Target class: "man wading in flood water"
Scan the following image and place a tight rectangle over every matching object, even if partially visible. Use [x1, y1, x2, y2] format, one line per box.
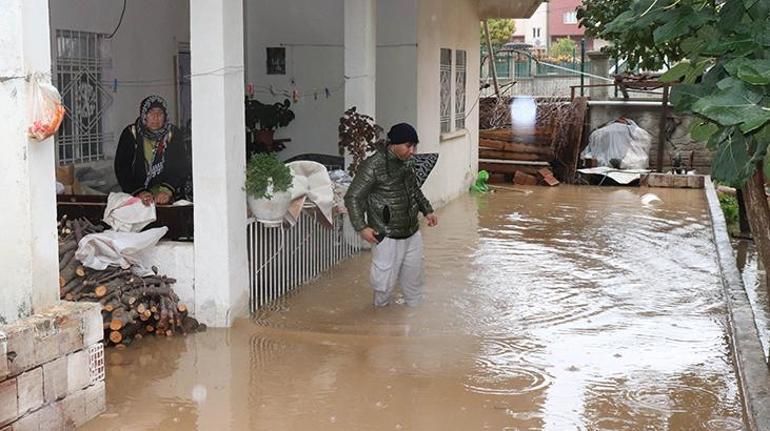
[344, 123, 439, 308]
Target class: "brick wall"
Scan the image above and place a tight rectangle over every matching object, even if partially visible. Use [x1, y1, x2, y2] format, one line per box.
[0, 302, 105, 430]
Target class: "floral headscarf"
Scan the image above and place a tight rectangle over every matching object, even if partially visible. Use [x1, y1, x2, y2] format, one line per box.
[135, 95, 170, 141]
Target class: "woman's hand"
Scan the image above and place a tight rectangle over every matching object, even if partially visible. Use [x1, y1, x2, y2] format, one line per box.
[154, 190, 172, 205]
[137, 191, 154, 206]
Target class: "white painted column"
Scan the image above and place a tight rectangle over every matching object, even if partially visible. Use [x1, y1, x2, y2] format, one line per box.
[344, 0, 377, 117]
[190, 0, 248, 327]
[0, 0, 59, 325]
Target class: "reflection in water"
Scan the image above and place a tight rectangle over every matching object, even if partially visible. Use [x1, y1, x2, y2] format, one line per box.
[735, 239, 769, 362]
[82, 186, 746, 430]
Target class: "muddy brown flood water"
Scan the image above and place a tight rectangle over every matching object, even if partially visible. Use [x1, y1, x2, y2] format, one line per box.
[82, 186, 747, 430]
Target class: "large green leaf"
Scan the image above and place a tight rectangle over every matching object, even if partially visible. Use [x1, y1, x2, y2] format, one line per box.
[711, 132, 756, 187]
[690, 121, 719, 142]
[684, 60, 710, 84]
[748, 0, 770, 20]
[719, 0, 747, 31]
[725, 58, 770, 85]
[692, 81, 770, 128]
[660, 62, 691, 83]
[670, 84, 707, 112]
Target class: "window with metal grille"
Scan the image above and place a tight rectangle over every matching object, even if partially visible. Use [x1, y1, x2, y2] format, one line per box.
[55, 30, 113, 164]
[440, 48, 452, 133]
[455, 50, 467, 130]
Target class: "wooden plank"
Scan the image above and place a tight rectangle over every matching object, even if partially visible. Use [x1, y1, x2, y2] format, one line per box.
[480, 128, 553, 142]
[513, 171, 538, 185]
[479, 139, 554, 155]
[479, 161, 546, 176]
[478, 149, 549, 162]
[478, 159, 550, 166]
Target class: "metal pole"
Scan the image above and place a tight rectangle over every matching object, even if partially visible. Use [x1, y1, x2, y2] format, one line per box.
[656, 85, 670, 172]
[483, 20, 501, 99]
[580, 38, 586, 97]
[614, 58, 619, 98]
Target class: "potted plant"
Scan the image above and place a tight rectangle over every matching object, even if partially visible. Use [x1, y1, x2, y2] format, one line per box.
[245, 153, 294, 226]
[338, 106, 383, 176]
[245, 97, 296, 154]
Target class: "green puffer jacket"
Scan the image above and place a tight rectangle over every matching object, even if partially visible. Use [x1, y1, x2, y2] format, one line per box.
[344, 148, 434, 239]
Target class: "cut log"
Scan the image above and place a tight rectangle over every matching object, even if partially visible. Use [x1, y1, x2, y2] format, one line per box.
[109, 331, 123, 344]
[94, 285, 108, 298]
[75, 266, 87, 278]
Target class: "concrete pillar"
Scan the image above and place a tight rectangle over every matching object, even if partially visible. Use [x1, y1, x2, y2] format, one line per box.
[344, 0, 376, 117]
[587, 50, 610, 101]
[190, 0, 248, 327]
[0, 0, 59, 325]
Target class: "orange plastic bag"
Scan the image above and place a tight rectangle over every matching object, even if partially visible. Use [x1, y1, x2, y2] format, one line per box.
[28, 76, 65, 141]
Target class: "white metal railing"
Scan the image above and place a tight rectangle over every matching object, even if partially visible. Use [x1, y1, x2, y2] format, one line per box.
[247, 206, 364, 313]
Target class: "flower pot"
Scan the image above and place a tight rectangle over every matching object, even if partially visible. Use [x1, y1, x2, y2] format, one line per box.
[248, 190, 292, 227]
[255, 129, 275, 151]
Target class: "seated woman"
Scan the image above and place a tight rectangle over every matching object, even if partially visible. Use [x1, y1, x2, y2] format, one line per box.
[115, 95, 191, 205]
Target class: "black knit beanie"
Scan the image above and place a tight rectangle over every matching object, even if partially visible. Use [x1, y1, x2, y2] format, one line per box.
[387, 123, 419, 145]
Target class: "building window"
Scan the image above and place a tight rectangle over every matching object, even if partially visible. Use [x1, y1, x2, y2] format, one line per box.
[440, 48, 452, 133]
[55, 29, 112, 164]
[455, 50, 467, 130]
[266, 47, 286, 75]
[563, 11, 578, 24]
[532, 28, 541, 38]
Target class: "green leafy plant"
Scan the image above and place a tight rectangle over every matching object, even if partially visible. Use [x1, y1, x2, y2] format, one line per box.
[245, 153, 293, 199]
[719, 193, 739, 234]
[549, 38, 578, 61]
[338, 107, 383, 176]
[480, 19, 516, 51]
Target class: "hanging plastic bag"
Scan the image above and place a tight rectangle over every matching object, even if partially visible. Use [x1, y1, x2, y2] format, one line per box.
[27, 74, 65, 141]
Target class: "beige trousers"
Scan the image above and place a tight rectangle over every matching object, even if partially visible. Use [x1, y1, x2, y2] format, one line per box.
[369, 232, 424, 307]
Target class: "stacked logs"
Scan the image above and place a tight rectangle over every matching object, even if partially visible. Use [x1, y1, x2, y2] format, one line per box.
[58, 216, 202, 347]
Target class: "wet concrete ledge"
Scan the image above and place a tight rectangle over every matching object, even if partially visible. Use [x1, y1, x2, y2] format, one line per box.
[704, 177, 770, 431]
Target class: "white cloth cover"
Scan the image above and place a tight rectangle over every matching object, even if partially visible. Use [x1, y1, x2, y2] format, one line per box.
[75, 227, 168, 274]
[103, 192, 157, 232]
[284, 161, 335, 226]
[581, 119, 653, 169]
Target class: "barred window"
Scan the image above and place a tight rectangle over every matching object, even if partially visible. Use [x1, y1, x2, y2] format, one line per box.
[455, 50, 467, 130]
[55, 29, 113, 164]
[440, 48, 452, 133]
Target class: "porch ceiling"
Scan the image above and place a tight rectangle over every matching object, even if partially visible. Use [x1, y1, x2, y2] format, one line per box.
[479, 0, 543, 19]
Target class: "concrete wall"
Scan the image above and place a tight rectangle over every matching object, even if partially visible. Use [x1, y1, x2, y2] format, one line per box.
[588, 103, 714, 173]
[244, 0, 346, 161]
[1, 0, 60, 324]
[376, 0, 419, 129]
[48, 0, 190, 170]
[416, 0, 481, 207]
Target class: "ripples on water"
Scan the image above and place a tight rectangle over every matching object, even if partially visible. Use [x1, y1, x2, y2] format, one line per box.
[83, 186, 746, 431]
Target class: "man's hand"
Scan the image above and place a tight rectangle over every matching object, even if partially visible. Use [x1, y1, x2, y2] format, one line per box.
[154, 191, 172, 205]
[359, 227, 380, 244]
[425, 213, 438, 227]
[137, 191, 154, 206]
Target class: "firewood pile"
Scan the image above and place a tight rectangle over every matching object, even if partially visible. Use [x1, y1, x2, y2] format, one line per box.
[58, 216, 202, 348]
